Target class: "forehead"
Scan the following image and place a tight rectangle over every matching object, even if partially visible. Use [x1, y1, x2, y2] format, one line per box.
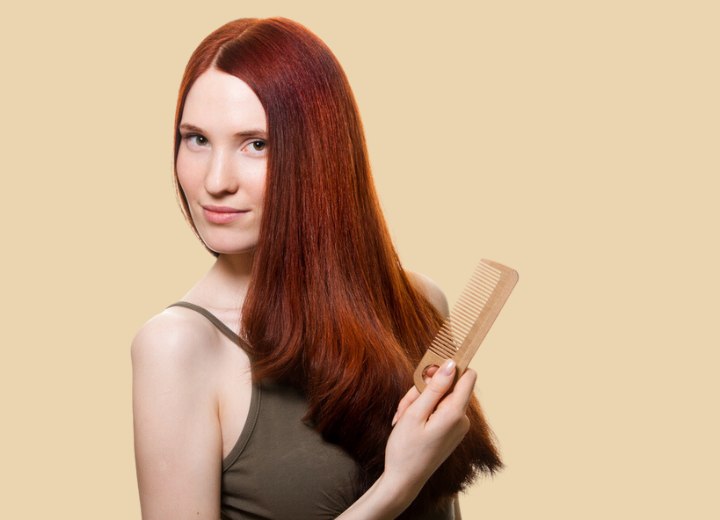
[181, 68, 266, 132]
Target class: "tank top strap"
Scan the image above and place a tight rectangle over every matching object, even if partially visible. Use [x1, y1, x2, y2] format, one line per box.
[166, 301, 248, 348]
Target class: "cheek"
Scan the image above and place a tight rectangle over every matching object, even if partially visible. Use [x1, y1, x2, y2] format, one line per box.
[247, 162, 268, 205]
[255, 176, 267, 205]
[176, 150, 203, 198]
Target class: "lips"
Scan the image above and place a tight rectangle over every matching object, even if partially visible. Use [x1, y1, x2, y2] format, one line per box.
[201, 205, 249, 224]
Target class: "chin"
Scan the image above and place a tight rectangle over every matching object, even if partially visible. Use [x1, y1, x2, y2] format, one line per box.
[195, 227, 258, 254]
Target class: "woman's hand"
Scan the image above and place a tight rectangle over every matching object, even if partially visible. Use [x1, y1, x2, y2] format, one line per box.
[338, 359, 474, 519]
[384, 359, 474, 498]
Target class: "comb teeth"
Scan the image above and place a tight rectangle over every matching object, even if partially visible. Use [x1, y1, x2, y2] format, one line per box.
[427, 262, 502, 358]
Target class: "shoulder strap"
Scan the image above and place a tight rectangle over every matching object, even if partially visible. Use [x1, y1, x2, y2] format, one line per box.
[166, 301, 247, 347]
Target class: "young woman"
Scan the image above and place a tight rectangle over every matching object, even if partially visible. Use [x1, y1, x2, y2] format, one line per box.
[132, 17, 501, 519]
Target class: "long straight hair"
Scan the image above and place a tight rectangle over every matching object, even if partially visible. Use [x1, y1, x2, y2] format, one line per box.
[173, 17, 501, 514]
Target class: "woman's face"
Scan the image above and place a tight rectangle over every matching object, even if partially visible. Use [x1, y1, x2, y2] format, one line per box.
[176, 68, 267, 255]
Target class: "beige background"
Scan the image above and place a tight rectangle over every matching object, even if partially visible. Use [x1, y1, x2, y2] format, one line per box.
[2, 0, 718, 518]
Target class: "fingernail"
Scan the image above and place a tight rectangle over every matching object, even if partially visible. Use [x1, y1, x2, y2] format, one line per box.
[442, 359, 456, 375]
[391, 411, 399, 427]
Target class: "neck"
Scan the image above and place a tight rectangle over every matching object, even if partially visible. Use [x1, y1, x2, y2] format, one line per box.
[216, 250, 254, 278]
[201, 250, 255, 310]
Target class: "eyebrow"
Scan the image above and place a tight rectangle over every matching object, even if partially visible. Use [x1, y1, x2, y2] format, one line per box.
[179, 123, 267, 139]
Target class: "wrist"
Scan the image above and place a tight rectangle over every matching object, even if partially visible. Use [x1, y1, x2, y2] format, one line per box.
[374, 471, 422, 517]
[337, 471, 421, 520]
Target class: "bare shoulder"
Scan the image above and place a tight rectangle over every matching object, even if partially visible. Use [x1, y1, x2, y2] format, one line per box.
[130, 306, 222, 373]
[132, 307, 225, 518]
[406, 270, 450, 318]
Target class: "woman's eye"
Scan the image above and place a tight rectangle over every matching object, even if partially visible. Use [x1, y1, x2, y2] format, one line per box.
[247, 140, 267, 153]
[183, 134, 208, 147]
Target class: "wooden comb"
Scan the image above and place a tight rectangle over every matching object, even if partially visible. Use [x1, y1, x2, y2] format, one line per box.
[413, 259, 518, 391]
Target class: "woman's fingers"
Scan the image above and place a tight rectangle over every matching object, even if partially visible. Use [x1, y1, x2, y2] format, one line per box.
[422, 364, 439, 383]
[383, 361, 476, 491]
[405, 359, 457, 420]
[391, 361, 477, 427]
[391, 386, 420, 426]
[421, 367, 475, 438]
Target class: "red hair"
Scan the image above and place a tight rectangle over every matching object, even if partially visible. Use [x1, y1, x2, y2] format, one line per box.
[173, 17, 501, 514]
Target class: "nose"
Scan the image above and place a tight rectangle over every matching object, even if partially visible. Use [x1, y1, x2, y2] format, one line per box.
[204, 148, 239, 196]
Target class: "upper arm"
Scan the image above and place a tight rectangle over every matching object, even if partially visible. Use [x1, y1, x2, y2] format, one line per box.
[453, 494, 462, 519]
[407, 271, 450, 318]
[131, 313, 222, 519]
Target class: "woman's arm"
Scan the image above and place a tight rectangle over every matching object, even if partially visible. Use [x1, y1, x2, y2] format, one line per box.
[339, 359, 474, 519]
[131, 314, 223, 520]
[454, 495, 463, 519]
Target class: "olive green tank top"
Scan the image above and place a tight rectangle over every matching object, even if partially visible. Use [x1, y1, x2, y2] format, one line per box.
[167, 301, 455, 519]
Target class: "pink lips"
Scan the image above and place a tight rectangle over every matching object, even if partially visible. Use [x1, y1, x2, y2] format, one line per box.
[202, 205, 249, 224]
